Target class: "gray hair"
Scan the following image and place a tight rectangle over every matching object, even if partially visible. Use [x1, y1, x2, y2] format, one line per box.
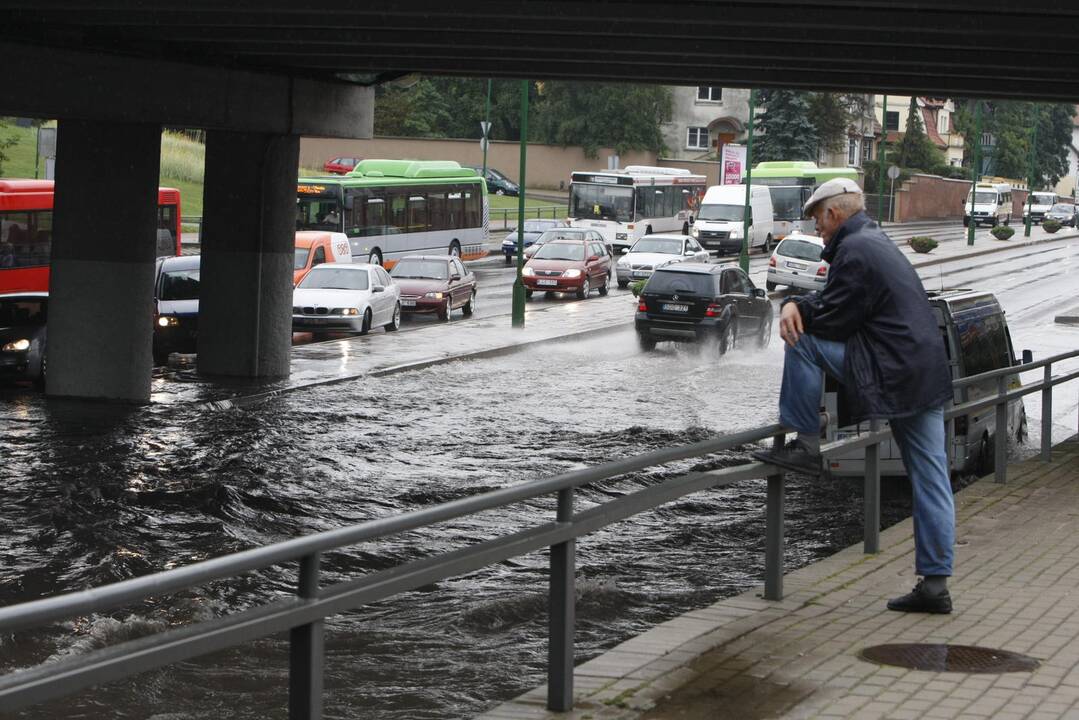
[819, 191, 865, 219]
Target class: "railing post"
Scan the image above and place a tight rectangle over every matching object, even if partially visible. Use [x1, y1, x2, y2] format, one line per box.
[864, 419, 881, 554]
[548, 488, 575, 712]
[764, 432, 786, 601]
[995, 375, 1008, 484]
[1042, 364, 1053, 462]
[289, 553, 323, 720]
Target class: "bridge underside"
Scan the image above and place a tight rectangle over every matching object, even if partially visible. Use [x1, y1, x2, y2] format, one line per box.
[1, 1, 1076, 401]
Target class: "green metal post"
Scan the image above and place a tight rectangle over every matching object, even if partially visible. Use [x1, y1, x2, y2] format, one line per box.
[482, 79, 492, 181]
[968, 100, 983, 246]
[739, 88, 756, 273]
[512, 80, 529, 328]
[877, 95, 888, 222]
[1025, 104, 1038, 238]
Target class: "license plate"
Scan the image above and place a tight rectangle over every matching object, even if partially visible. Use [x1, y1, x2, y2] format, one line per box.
[401, 299, 416, 307]
[662, 303, 689, 313]
[786, 261, 807, 270]
[632, 271, 649, 278]
[537, 279, 558, 286]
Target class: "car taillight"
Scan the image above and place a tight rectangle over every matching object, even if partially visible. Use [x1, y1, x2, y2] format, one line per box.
[816, 265, 827, 276]
[637, 300, 648, 312]
[769, 256, 776, 267]
[705, 303, 722, 317]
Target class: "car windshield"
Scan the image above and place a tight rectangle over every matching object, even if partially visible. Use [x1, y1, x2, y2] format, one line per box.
[1050, 204, 1072, 212]
[645, 271, 712, 295]
[697, 203, 745, 222]
[533, 243, 585, 261]
[776, 239, 823, 262]
[294, 248, 310, 270]
[159, 269, 201, 301]
[570, 183, 634, 223]
[0, 298, 46, 326]
[972, 192, 996, 204]
[535, 230, 587, 246]
[299, 267, 369, 290]
[631, 238, 682, 255]
[1033, 195, 1055, 204]
[522, 220, 557, 233]
[390, 259, 448, 280]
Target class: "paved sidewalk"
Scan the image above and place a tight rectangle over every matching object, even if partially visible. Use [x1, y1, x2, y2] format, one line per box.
[478, 439, 1079, 720]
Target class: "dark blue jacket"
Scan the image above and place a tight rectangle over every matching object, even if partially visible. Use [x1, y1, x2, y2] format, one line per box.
[787, 211, 952, 421]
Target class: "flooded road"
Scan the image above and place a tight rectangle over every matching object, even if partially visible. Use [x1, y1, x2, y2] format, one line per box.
[1, 239, 1077, 719]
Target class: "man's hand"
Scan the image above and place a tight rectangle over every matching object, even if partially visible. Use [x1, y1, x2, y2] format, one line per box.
[779, 302, 804, 348]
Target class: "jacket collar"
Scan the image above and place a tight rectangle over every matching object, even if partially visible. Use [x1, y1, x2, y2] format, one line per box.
[822, 211, 873, 263]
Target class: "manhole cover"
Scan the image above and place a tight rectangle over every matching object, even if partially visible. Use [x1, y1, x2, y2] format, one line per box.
[861, 644, 1039, 673]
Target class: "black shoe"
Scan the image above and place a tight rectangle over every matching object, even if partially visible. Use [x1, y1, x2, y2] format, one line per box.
[887, 580, 953, 614]
[752, 438, 822, 475]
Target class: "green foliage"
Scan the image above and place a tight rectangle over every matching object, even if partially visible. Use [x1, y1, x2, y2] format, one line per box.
[0, 118, 21, 177]
[532, 83, 672, 157]
[862, 157, 911, 193]
[1042, 219, 1062, 233]
[991, 225, 1015, 240]
[374, 78, 455, 137]
[806, 92, 851, 156]
[630, 279, 647, 297]
[897, 97, 944, 171]
[908, 236, 938, 253]
[159, 131, 204, 184]
[755, 90, 818, 162]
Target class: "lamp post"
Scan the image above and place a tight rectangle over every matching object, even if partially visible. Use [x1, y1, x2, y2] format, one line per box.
[1024, 104, 1039, 238]
[967, 100, 983, 246]
[481, 79, 492, 181]
[511, 80, 529, 328]
[739, 88, 757, 274]
[877, 95, 888, 222]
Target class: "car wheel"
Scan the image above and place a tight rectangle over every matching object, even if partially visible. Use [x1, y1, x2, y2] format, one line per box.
[646, 225, 653, 235]
[766, 280, 777, 292]
[638, 333, 656, 352]
[437, 301, 450, 321]
[368, 249, 383, 266]
[598, 272, 609, 296]
[617, 279, 629, 289]
[719, 320, 736, 356]
[976, 433, 994, 476]
[525, 289, 533, 299]
[757, 314, 773, 348]
[1017, 409, 1028, 444]
[576, 279, 589, 300]
[358, 308, 372, 336]
[991, 217, 998, 228]
[763, 234, 773, 253]
[449, 240, 461, 258]
[504, 255, 512, 265]
[463, 289, 476, 316]
[385, 302, 401, 331]
[682, 222, 689, 235]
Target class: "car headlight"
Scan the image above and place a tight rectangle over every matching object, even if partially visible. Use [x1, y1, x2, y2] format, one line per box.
[342, 308, 360, 316]
[157, 316, 179, 327]
[424, 292, 444, 299]
[2, 338, 30, 352]
[617, 261, 629, 269]
[563, 269, 582, 278]
[615, 233, 628, 240]
[690, 226, 699, 237]
[522, 266, 535, 276]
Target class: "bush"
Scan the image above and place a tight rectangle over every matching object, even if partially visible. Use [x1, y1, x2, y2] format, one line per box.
[1042, 219, 1062, 234]
[630, 279, 647, 297]
[991, 225, 1015, 240]
[908, 236, 938, 253]
[159, 131, 205, 184]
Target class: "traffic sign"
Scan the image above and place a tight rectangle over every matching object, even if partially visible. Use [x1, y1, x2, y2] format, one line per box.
[479, 137, 489, 152]
[887, 165, 901, 180]
[480, 121, 491, 137]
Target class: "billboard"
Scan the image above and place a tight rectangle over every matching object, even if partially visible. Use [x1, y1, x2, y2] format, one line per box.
[721, 144, 747, 185]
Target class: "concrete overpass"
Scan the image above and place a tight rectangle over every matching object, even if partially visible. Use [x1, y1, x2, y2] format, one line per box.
[1, 1, 1075, 401]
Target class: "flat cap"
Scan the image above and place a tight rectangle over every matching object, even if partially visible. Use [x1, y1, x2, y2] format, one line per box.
[803, 178, 863, 217]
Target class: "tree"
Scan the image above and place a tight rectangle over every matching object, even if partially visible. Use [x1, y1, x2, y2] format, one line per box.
[531, 82, 671, 157]
[755, 90, 817, 162]
[807, 92, 854, 157]
[896, 97, 943, 171]
[373, 78, 454, 138]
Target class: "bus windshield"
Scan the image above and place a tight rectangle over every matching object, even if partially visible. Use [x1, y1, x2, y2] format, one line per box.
[297, 198, 344, 232]
[697, 204, 745, 222]
[570, 184, 634, 223]
[971, 192, 997, 204]
[766, 187, 806, 220]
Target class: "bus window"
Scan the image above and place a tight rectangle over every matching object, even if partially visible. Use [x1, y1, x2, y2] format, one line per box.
[1, 211, 51, 269]
[389, 191, 407, 233]
[463, 190, 480, 229]
[427, 191, 448, 231]
[363, 197, 386, 236]
[156, 204, 177, 257]
[572, 184, 634, 223]
[408, 195, 427, 232]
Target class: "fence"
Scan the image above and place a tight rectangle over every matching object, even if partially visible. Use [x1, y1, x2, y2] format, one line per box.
[864, 193, 895, 224]
[488, 204, 567, 231]
[1, 350, 1077, 717]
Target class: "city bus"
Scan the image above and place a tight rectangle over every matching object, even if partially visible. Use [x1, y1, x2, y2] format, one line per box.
[567, 166, 707, 253]
[750, 162, 860, 239]
[0, 179, 182, 293]
[295, 159, 489, 267]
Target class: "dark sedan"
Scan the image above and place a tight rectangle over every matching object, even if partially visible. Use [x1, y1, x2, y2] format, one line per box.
[0, 292, 47, 387]
[501, 219, 568, 263]
[1044, 203, 1077, 227]
[389, 255, 477, 321]
[635, 264, 772, 355]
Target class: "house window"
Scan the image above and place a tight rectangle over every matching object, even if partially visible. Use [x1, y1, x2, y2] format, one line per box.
[938, 111, 950, 134]
[696, 86, 723, 103]
[862, 139, 873, 162]
[686, 127, 709, 150]
[885, 111, 899, 132]
[848, 138, 859, 166]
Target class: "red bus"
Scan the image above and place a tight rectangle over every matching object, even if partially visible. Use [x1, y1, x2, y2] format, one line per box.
[0, 179, 182, 293]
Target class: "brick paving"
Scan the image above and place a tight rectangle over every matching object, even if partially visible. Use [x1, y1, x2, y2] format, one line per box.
[477, 438, 1079, 720]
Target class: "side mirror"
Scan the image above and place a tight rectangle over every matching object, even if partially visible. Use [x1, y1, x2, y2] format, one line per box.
[343, 196, 354, 210]
[754, 288, 767, 298]
[372, 286, 385, 293]
[620, 247, 629, 254]
[1022, 349, 1034, 364]
[451, 274, 461, 282]
[587, 255, 599, 263]
[684, 250, 695, 256]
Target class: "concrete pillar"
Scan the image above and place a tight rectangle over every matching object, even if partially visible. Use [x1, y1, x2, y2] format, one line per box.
[198, 131, 298, 378]
[47, 120, 160, 402]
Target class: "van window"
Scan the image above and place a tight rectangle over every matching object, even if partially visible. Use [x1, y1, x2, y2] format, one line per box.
[312, 246, 326, 267]
[697, 204, 744, 222]
[956, 311, 1011, 377]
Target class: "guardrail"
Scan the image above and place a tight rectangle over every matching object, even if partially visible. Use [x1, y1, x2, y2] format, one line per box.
[489, 204, 567, 231]
[1, 349, 1077, 718]
[181, 216, 202, 244]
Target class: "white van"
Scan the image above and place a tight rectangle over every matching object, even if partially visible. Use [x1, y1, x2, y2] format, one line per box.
[1024, 192, 1057, 224]
[690, 184, 775, 256]
[964, 183, 1012, 227]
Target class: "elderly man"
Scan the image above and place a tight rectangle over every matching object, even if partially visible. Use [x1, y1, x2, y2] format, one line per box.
[754, 178, 956, 614]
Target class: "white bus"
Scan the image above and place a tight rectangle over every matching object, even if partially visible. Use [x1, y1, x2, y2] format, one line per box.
[568, 166, 707, 253]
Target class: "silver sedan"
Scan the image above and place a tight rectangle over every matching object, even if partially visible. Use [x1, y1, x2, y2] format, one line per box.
[615, 234, 710, 288]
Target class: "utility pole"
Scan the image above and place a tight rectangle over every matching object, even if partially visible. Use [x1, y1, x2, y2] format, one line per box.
[967, 100, 983, 246]
[740, 88, 757, 274]
[1024, 104, 1039, 238]
[481, 79, 492, 181]
[877, 95, 888, 222]
[512, 80, 529, 328]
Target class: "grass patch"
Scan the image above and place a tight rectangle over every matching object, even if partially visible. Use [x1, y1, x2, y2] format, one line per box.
[0, 122, 45, 178]
[159, 131, 204, 184]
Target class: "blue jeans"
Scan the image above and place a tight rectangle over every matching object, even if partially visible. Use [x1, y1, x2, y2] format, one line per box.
[779, 334, 954, 577]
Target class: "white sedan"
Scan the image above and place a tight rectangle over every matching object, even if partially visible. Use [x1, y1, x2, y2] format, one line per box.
[292, 263, 401, 335]
[766, 232, 828, 291]
[615, 234, 710, 288]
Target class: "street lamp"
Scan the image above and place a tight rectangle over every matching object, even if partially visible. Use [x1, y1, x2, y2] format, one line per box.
[511, 80, 529, 328]
[739, 88, 757, 274]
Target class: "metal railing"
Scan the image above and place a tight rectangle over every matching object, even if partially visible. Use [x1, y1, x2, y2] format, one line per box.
[489, 204, 567, 231]
[1, 350, 1077, 717]
[181, 216, 203, 244]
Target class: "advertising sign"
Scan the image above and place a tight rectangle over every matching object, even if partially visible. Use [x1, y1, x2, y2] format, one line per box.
[721, 144, 747, 185]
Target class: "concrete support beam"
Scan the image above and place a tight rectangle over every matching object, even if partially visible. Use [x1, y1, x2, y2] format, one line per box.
[47, 120, 160, 403]
[197, 131, 298, 379]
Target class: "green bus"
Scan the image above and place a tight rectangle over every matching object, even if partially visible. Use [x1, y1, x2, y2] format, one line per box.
[296, 159, 489, 267]
[751, 161, 860, 238]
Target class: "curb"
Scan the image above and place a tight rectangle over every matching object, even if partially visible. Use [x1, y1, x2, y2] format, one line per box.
[904, 230, 1078, 270]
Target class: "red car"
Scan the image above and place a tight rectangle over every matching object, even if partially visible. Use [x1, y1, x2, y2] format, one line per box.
[388, 255, 477, 321]
[521, 238, 613, 299]
[323, 156, 361, 175]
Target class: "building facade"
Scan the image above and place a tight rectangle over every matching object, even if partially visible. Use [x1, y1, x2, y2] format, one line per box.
[1053, 107, 1079, 200]
[873, 95, 965, 166]
[660, 86, 751, 161]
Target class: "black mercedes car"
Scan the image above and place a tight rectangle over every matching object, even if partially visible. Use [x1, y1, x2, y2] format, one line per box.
[0, 292, 48, 387]
[635, 264, 772, 355]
